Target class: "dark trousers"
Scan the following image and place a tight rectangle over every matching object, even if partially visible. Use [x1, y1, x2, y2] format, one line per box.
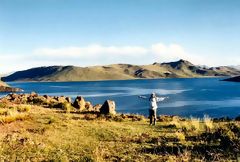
[149, 109, 157, 125]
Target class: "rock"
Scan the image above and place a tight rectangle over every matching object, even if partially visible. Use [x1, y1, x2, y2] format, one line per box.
[8, 93, 21, 103]
[100, 100, 116, 115]
[85, 101, 93, 111]
[0, 93, 118, 115]
[43, 95, 53, 102]
[93, 104, 102, 112]
[73, 96, 85, 111]
[30, 92, 38, 97]
[31, 96, 47, 105]
[65, 97, 72, 103]
[55, 96, 67, 103]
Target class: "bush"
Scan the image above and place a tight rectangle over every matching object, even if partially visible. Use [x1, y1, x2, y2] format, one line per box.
[203, 115, 214, 131]
[189, 117, 201, 132]
[61, 103, 74, 113]
[80, 155, 94, 162]
[32, 97, 45, 105]
[16, 105, 31, 112]
[51, 102, 74, 113]
[47, 116, 56, 124]
[0, 102, 7, 108]
[0, 109, 8, 116]
[0, 113, 28, 124]
[112, 115, 124, 122]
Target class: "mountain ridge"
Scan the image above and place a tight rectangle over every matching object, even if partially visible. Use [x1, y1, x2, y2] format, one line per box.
[3, 60, 240, 82]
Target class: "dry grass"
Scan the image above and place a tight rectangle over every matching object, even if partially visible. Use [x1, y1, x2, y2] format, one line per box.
[0, 104, 239, 161]
[203, 115, 214, 131]
[0, 104, 31, 124]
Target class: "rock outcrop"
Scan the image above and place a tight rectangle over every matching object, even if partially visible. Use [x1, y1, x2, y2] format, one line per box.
[0, 93, 116, 114]
[100, 100, 116, 115]
[0, 92, 72, 107]
[73, 96, 86, 111]
[93, 104, 102, 112]
[85, 101, 94, 111]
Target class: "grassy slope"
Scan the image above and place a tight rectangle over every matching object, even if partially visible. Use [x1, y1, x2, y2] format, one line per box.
[0, 104, 239, 161]
[3, 60, 240, 82]
[43, 65, 136, 81]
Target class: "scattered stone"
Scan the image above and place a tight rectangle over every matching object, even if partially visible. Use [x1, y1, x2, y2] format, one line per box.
[65, 97, 72, 103]
[55, 96, 67, 103]
[43, 95, 53, 103]
[73, 96, 86, 111]
[30, 92, 38, 97]
[93, 104, 102, 112]
[0, 93, 117, 114]
[100, 100, 116, 115]
[85, 101, 93, 111]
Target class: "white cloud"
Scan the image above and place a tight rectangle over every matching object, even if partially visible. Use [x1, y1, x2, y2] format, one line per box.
[0, 42, 210, 73]
[151, 43, 189, 61]
[34, 44, 148, 59]
[33, 43, 196, 63]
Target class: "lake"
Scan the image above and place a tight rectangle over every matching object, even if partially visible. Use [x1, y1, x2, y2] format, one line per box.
[2, 78, 240, 118]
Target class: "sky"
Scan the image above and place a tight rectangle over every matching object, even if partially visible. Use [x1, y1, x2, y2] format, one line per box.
[1, 0, 240, 73]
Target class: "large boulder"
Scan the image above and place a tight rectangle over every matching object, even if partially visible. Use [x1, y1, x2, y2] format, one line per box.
[100, 100, 116, 115]
[65, 97, 72, 103]
[85, 101, 94, 111]
[93, 104, 102, 112]
[43, 95, 53, 102]
[73, 96, 85, 111]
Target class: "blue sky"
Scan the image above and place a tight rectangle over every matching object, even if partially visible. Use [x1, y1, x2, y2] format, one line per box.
[1, 0, 240, 73]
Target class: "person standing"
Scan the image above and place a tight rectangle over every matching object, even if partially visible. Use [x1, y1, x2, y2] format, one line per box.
[139, 93, 168, 125]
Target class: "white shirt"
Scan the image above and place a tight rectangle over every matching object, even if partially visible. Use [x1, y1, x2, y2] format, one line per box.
[150, 97, 166, 110]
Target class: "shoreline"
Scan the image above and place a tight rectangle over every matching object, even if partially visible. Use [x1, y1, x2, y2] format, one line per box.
[0, 92, 239, 121]
[5, 75, 228, 84]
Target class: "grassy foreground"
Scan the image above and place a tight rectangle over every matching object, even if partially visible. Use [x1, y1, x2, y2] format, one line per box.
[0, 103, 239, 161]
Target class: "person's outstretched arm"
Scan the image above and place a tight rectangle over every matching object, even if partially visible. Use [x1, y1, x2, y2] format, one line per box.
[156, 96, 169, 102]
[138, 95, 148, 100]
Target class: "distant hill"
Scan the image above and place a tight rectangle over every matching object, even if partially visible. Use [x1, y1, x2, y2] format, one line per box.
[223, 76, 240, 82]
[231, 65, 240, 70]
[2, 59, 240, 82]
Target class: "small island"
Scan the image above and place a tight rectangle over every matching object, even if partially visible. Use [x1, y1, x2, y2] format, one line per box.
[0, 81, 22, 92]
[223, 76, 240, 82]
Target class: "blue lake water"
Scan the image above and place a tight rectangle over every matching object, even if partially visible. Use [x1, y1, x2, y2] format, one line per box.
[2, 78, 240, 118]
